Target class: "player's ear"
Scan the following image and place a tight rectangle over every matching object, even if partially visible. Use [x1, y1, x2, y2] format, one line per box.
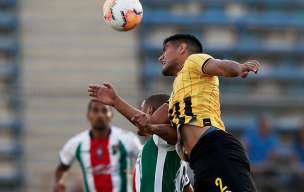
[106, 106, 114, 121]
[147, 106, 154, 116]
[108, 110, 114, 121]
[179, 43, 187, 54]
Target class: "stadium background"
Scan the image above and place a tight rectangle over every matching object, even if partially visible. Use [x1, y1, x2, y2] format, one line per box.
[1, 0, 304, 191]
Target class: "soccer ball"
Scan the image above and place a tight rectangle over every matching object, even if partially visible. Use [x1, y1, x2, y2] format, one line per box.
[103, 0, 143, 31]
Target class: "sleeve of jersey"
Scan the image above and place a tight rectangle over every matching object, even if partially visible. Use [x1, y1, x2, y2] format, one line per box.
[186, 54, 214, 75]
[59, 137, 78, 166]
[183, 173, 191, 188]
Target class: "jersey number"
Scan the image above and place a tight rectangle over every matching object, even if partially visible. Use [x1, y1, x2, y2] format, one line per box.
[215, 178, 227, 192]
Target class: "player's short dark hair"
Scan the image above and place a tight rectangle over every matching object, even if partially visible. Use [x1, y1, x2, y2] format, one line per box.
[144, 94, 170, 111]
[163, 34, 203, 54]
[87, 101, 112, 112]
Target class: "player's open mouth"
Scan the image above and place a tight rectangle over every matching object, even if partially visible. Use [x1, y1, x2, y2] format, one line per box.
[162, 61, 166, 65]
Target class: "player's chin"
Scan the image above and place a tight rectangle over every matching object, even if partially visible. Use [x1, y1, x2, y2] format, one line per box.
[162, 69, 173, 76]
[162, 70, 168, 76]
[94, 124, 106, 130]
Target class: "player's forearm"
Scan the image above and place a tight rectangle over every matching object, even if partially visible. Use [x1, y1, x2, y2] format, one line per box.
[150, 124, 177, 144]
[54, 170, 66, 185]
[112, 96, 145, 125]
[54, 163, 69, 184]
[54, 170, 66, 184]
[205, 59, 258, 78]
[218, 60, 242, 77]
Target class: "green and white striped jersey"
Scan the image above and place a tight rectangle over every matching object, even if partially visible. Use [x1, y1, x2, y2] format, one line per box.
[59, 127, 142, 192]
[133, 135, 190, 192]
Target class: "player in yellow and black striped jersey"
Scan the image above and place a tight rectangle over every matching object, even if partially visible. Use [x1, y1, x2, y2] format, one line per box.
[157, 34, 258, 192]
[87, 34, 260, 192]
[165, 53, 225, 130]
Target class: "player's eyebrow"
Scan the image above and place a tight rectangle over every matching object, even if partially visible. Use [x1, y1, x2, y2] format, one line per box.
[163, 45, 168, 52]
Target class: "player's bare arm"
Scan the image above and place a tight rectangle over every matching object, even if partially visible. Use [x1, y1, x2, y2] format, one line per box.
[53, 163, 70, 192]
[205, 59, 260, 78]
[132, 113, 177, 144]
[88, 83, 171, 125]
[88, 83, 176, 142]
[149, 103, 171, 124]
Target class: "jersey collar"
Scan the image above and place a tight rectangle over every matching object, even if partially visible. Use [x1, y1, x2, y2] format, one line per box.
[89, 128, 112, 139]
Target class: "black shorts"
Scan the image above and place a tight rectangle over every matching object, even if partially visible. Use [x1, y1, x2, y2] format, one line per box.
[189, 129, 257, 192]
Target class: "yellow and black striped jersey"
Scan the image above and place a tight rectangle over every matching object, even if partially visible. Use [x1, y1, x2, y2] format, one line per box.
[166, 53, 225, 130]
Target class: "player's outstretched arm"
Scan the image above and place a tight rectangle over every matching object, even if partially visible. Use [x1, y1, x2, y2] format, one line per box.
[88, 83, 171, 125]
[132, 113, 177, 144]
[204, 59, 259, 78]
[53, 163, 70, 192]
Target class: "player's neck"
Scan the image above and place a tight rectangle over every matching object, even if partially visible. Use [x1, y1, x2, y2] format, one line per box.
[91, 127, 111, 139]
[175, 55, 189, 75]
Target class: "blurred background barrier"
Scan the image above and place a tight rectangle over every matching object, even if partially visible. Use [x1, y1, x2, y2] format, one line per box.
[0, 0, 304, 191]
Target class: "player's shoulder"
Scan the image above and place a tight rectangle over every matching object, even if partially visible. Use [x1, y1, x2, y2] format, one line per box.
[67, 130, 90, 143]
[184, 54, 214, 74]
[189, 53, 214, 58]
[186, 53, 214, 63]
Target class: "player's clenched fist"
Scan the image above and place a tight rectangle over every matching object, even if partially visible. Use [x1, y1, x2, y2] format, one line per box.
[131, 113, 154, 135]
[238, 60, 260, 78]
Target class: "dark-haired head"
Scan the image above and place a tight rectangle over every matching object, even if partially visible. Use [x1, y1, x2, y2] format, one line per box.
[159, 34, 203, 76]
[87, 101, 113, 131]
[140, 94, 170, 116]
[138, 94, 170, 137]
[163, 34, 203, 54]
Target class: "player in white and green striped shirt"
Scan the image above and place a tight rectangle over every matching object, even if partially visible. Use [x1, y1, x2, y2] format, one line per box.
[53, 102, 141, 192]
[133, 94, 193, 192]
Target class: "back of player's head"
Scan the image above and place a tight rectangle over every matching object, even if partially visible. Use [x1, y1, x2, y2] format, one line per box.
[144, 94, 170, 111]
[163, 34, 203, 54]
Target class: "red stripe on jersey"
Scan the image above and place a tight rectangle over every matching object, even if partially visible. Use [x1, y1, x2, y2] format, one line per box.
[133, 168, 136, 192]
[90, 138, 113, 192]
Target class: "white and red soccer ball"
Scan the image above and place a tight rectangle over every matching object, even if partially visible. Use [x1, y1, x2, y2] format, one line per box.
[103, 0, 143, 31]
